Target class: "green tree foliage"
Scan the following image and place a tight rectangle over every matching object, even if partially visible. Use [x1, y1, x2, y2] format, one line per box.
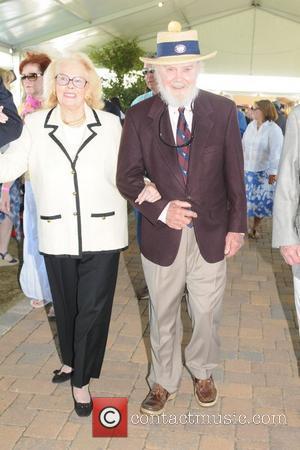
[89, 38, 147, 110]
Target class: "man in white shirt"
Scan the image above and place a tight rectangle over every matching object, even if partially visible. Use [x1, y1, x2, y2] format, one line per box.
[117, 21, 246, 415]
[273, 105, 300, 333]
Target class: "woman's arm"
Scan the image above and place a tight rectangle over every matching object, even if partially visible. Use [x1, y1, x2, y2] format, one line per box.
[268, 123, 284, 176]
[135, 180, 162, 205]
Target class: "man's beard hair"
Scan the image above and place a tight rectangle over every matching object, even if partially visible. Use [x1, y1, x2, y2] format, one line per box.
[156, 74, 199, 108]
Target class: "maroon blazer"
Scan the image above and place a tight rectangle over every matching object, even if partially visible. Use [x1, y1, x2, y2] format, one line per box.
[117, 90, 247, 266]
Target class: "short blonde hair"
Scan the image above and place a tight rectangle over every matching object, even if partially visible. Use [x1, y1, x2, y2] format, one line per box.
[0, 68, 15, 89]
[44, 53, 104, 109]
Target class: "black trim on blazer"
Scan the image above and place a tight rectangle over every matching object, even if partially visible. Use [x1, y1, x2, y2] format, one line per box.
[73, 109, 101, 166]
[91, 212, 115, 218]
[43, 107, 102, 256]
[40, 214, 62, 220]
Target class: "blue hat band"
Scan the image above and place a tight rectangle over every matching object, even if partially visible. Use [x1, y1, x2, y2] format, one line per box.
[157, 40, 200, 57]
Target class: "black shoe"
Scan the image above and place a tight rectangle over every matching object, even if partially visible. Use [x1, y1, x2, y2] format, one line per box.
[74, 398, 93, 417]
[52, 369, 73, 383]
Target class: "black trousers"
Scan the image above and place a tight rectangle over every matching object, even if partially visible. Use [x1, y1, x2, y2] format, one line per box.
[44, 252, 120, 388]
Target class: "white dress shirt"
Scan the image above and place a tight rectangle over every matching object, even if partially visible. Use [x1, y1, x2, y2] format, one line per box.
[168, 104, 193, 142]
[158, 104, 193, 223]
[242, 120, 283, 175]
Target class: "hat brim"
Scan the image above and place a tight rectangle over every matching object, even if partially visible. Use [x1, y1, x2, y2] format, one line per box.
[140, 51, 217, 65]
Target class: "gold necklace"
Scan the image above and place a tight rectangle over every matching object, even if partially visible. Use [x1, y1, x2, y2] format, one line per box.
[62, 114, 86, 127]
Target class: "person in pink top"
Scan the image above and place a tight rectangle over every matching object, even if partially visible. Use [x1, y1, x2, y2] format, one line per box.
[18, 52, 54, 317]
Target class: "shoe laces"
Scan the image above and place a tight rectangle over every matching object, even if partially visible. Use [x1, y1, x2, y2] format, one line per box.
[151, 384, 166, 398]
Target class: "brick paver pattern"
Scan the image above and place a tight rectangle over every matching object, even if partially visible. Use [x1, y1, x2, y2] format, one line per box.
[0, 216, 299, 449]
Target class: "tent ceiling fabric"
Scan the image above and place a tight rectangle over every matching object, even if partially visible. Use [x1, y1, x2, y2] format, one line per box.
[1, 0, 300, 76]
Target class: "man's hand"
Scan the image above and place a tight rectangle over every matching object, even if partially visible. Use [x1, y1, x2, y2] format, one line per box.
[280, 245, 300, 265]
[0, 190, 10, 214]
[166, 200, 197, 230]
[224, 232, 244, 258]
[135, 182, 161, 205]
[0, 106, 8, 124]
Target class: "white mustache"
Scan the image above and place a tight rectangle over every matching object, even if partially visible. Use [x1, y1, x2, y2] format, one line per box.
[170, 81, 187, 88]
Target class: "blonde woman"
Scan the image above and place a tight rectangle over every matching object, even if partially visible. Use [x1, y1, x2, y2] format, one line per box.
[0, 54, 128, 416]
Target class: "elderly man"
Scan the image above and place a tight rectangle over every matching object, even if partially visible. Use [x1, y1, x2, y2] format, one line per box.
[117, 21, 247, 415]
[272, 105, 300, 332]
[0, 77, 23, 146]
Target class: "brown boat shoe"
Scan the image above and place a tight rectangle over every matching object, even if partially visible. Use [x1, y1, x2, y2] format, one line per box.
[193, 375, 218, 407]
[140, 383, 176, 415]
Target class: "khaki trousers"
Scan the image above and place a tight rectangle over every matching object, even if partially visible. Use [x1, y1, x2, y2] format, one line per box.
[142, 226, 226, 393]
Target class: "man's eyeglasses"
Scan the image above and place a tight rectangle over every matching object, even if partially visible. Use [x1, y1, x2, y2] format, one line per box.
[20, 73, 43, 82]
[142, 68, 155, 76]
[55, 73, 87, 89]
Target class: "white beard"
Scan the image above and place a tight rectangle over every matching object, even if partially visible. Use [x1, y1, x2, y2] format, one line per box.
[156, 73, 199, 108]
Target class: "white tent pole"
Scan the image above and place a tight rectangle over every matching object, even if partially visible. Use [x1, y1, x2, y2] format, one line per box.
[260, 7, 300, 25]
[249, 6, 257, 75]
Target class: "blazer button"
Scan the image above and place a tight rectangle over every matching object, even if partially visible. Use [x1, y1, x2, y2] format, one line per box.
[187, 195, 191, 200]
[73, 212, 78, 216]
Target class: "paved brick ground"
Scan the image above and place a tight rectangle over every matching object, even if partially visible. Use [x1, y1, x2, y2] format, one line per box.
[0, 216, 299, 449]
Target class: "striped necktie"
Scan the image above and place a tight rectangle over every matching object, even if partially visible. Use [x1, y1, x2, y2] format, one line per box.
[176, 107, 191, 183]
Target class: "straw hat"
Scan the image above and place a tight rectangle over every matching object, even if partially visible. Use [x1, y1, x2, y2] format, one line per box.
[140, 21, 217, 65]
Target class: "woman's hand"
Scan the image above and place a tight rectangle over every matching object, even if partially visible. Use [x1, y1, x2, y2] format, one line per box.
[268, 174, 277, 184]
[0, 106, 9, 124]
[135, 181, 162, 205]
[0, 189, 10, 214]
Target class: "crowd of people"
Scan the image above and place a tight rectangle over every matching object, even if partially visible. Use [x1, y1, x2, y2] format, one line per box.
[0, 20, 298, 418]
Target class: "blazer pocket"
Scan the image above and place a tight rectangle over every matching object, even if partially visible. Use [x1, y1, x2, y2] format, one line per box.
[40, 214, 62, 220]
[202, 145, 220, 154]
[91, 211, 115, 219]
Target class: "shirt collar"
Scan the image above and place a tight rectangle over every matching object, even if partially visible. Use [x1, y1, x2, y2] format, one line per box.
[168, 103, 193, 114]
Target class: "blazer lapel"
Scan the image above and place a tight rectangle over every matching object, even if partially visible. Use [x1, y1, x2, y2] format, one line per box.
[148, 96, 186, 190]
[187, 91, 215, 184]
[44, 104, 102, 167]
[73, 105, 101, 165]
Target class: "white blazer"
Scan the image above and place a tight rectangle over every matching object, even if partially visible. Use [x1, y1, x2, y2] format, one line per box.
[0, 104, 128, 256]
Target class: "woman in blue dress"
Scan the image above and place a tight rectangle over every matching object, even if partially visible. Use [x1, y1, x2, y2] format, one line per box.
[243, 100, 283, 238]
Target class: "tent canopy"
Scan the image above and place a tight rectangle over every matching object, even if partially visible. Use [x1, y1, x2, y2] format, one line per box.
[0, 0, 300, 76]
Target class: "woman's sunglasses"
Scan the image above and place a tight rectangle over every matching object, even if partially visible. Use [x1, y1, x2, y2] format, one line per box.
[20, 73, 43, 82]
